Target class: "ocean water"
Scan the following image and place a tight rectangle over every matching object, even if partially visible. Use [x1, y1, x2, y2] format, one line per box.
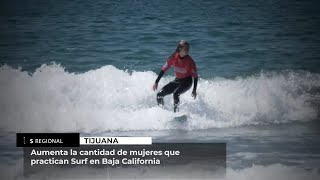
[1, 0, 320, 179]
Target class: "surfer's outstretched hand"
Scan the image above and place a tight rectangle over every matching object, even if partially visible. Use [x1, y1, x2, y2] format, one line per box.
[153, 83, 158, 91]
[191, 89, 197, 99]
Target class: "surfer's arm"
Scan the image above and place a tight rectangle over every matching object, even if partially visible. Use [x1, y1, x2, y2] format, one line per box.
[153, 57, 174, 91]
[190, 58, 198, 98]
[155, 70, 165, 84]
[190, 59, 198, 90]
[153, 70, 164, 91]
[191, 77, 198, 99]
[155, 57, 174, 83]
[193, 77, 198, 91]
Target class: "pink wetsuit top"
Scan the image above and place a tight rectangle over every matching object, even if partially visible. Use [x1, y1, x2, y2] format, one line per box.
[161, 53, 198, 79]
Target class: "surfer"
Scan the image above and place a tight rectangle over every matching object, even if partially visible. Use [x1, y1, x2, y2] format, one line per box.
[153, 40, 198, 112]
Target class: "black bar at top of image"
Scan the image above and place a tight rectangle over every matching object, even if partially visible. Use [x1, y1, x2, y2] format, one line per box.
[16, 133, 80, 147]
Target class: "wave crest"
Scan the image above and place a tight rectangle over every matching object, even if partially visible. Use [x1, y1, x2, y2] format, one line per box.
[0, 64, 319, 132]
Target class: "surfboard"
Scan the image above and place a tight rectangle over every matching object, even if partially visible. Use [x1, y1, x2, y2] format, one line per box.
[173, 114, 188, 122]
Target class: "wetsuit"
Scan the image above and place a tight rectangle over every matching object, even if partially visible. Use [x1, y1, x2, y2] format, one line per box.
[155, 53, 198, 112]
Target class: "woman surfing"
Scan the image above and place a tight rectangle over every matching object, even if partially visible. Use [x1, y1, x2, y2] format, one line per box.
[153, 40, 199, 112]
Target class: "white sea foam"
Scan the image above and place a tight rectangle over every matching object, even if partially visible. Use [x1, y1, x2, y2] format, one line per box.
[0, 64, 319, 133]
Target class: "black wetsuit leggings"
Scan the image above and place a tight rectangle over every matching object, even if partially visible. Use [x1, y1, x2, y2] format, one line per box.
[157, 76, 192, 112]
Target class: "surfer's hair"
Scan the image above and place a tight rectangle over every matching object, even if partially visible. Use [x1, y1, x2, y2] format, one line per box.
[167, 40, 190, 59]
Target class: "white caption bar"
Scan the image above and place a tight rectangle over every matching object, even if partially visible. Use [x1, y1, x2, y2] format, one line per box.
[80, 137, 152, 145]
